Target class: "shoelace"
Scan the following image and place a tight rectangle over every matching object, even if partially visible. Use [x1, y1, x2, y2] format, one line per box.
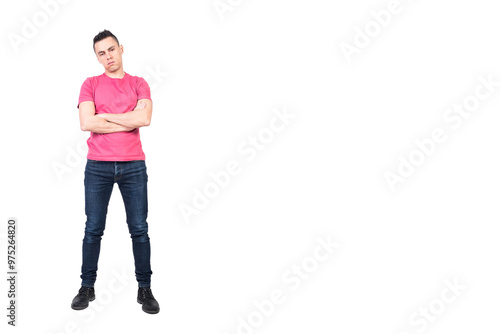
[78, 287, 92, 296]
[140, 288, 155, 300]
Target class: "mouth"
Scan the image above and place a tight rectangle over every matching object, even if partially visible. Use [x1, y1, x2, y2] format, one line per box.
[108, 61, 115, 66]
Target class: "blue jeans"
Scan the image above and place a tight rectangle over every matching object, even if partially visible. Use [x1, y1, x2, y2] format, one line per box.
[80, 159, 152, 288]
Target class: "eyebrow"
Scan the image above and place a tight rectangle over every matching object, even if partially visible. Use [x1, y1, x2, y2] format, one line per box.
[97, 45, 116, 54]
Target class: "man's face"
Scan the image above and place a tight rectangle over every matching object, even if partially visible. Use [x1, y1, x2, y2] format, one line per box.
[94, 37, 123, 72]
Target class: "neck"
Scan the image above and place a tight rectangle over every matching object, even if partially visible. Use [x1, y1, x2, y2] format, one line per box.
[105, 68, 125, 79]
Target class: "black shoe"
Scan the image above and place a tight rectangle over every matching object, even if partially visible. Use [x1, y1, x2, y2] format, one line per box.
[137, 287, 160, 314]
[71, 286, 95, 310]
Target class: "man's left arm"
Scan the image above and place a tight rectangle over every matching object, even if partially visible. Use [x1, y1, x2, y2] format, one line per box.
[96, 99, 152, 128]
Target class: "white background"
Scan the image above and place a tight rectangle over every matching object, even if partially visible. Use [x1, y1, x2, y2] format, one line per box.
[1, 0, 500, 333]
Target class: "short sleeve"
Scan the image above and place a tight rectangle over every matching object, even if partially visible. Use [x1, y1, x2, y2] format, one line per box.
[77, 77, 94, 108]
[136, 77, 151, 101]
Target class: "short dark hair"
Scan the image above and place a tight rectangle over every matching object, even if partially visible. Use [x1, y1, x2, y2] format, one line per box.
[93, 30, 119, 53]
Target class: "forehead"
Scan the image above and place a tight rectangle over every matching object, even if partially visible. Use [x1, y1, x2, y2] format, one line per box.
[95, 37, 118, 53]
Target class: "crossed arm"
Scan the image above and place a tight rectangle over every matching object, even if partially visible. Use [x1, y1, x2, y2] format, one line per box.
[79, 99, 152, 133]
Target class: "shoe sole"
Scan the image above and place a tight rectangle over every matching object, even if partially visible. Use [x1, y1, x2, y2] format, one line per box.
[137, 298, 160, 314]
[71, 295, 95, 310]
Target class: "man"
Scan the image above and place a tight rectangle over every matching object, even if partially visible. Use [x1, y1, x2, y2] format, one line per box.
[71, 29, 159, 314]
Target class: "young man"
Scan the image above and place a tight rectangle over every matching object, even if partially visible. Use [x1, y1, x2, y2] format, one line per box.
[71, 30, 159, 314]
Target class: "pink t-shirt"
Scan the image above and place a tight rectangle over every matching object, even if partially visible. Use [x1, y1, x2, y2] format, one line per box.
[77, 72, 151, 161]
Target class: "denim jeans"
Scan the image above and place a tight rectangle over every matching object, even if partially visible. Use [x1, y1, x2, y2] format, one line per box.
[80, 159, 152, 288]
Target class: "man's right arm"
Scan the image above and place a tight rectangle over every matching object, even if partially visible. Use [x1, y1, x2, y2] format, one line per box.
[79, 101, 135, 133]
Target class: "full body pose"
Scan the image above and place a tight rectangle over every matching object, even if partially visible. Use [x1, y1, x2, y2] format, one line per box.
[71, 30, 159, 314]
